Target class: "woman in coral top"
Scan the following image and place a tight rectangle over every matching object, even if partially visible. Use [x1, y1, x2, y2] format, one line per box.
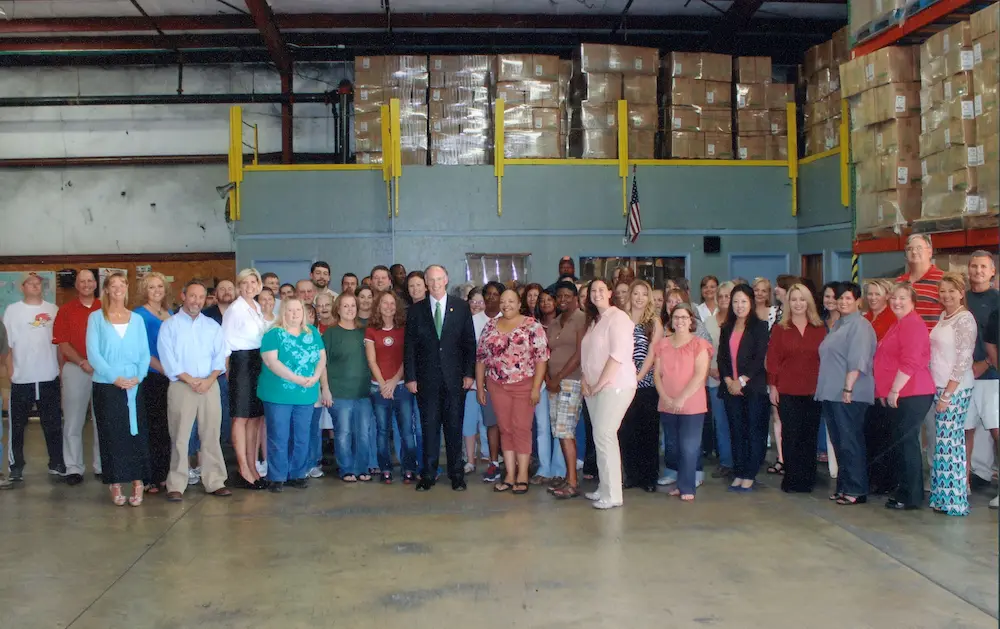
[873, 282, 935, 511]
[862, 278, 897, 495]
[765, 284, 827, 493]
[653, 304, 712, 501]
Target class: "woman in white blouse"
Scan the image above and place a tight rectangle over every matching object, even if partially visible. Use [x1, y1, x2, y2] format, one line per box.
[222, 268, 268, 490]
[928, 272, 977, 516]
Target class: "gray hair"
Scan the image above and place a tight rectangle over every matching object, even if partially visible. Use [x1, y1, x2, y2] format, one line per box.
[906, 233, 933, 250]
[970, 250, 995, 265]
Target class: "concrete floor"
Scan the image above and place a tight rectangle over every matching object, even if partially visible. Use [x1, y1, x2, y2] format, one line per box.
[1, 424, 997, 629]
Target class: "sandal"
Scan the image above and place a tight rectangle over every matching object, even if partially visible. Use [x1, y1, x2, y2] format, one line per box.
[381, 471, 393, 484]
[767, 461, 785, 475]
[493, 481, 513, 492]
[829, 492, 843, 501]
[680, 494, 695, 502]
[110, 484, 126, 507]
[402, 472, 416, 484]
[341, 474, 358, 483]
[529, 475, 549, 486]
[358, 473, 372, 482]
[836, 495, 867, 506]
[552, 484, 579, 499]
[547, 479, 568, 494]
[548, 476, 565, 488]
[512, 482, 529, 495]
[667, 488, 681, 497]
[129, 482, 144, 507]
[583, 473, 596, 481]
[144, 483, 161, 495]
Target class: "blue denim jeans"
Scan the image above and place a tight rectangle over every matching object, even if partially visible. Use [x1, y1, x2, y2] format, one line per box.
[462, 389, 489, 458]
[264, 401, 313, 482]
[189, 373, 230, 456]
[535, 385, 566, 478]
[371, 382, 418, 474]
[663, 413, 705, 480]
[660, 412, 706, 495]
[823, 400, 870, 497]
[332, 397, 374, 477]
[308, 406, 322, 469]
[708, 386, 732, 468]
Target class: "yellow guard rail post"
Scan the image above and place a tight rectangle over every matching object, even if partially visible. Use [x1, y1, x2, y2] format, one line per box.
[228, 105, 244, 220]
[786, 102, 798, 217]
[495, 97, 505, 216]
[840, 99, 850, 207]
[618, 99, 629, 217]
[381, 104, 393, 217]
[390, 97, 402, 217]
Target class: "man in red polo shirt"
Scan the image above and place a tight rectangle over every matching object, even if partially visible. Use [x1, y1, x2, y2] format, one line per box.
[52, 269, 102, 486]
[895, 233, 944, 331]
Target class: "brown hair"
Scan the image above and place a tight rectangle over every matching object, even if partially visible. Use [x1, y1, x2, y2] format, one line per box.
[776, 274, 799, 292]
[939, 272, 967, 303]
[100, 272, 129, 322]
[331, 292, 360, 327]
[666, 302, 698, 334]
[891, 281, 919, 305]
[369, 290, 406, 329]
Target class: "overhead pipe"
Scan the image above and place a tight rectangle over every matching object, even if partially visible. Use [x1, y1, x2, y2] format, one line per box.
[0, 93, 332, 107]
[0, 152, 348, 168]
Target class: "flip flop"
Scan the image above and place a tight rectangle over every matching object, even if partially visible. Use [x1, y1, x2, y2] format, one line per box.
[494, 482, 513, 492]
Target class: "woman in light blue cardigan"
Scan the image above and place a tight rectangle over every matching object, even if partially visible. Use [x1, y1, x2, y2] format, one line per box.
[86, 272, 151, 507]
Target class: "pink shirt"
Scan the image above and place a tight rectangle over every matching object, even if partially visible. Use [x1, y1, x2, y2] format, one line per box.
[729, 329, 743, 380]
[654, 336, 713, 415]
[873, 310, 935, 398]
[580, 307, 637, 390]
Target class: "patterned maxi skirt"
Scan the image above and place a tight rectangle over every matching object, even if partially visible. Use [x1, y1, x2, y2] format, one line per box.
[928, 387, 972, 516]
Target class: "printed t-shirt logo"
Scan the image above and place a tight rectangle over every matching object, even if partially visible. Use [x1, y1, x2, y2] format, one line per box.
[30, 313, 52, 328]
[382, 335, 394, 347]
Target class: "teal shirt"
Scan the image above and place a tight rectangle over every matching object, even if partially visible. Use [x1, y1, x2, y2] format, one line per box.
[257, 325, 323, 406]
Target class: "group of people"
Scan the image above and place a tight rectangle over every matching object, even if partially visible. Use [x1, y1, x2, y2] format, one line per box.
[1, 240, 996, 514]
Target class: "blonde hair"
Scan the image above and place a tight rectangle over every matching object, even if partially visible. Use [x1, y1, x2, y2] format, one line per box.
[752, 277, 772, 307]
[275, 298, 307, 333]
[863, 278, 893, 298]
[236, 268, 262, 289]
[939, 272, 967, 303]
[627, 279, 659, 337]
[778, 284, 823, 328]
[136, 271, 170, 308]
[100, 272, 129, 322]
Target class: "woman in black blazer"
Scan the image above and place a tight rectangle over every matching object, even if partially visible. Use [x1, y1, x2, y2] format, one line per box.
[717, 283, 771, 492]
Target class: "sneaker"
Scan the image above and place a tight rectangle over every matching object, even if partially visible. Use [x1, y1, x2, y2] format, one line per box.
[48, 463, 67, 476]
[256, 460, 268, 477]
[286, 478, 309, 489]
[9, 469, 23, 482]
[657, 473, 676, 486]
[991, 495, 999, 510]
[188, 467, 201, 486]
[463, 462, 475, 474]
[592, 499, 622, 510]
[308, 466, 325, 479]
[0, 478, 12, 490]
[482, 464, 501, 483]
[584, 491, 603, 501]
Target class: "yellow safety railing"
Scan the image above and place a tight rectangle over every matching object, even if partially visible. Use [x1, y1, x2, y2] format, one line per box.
[227, 106, 244, 221]
[787, 102, 799, 217]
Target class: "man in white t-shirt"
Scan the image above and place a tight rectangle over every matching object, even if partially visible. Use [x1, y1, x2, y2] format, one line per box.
[2, 273, 65, 482]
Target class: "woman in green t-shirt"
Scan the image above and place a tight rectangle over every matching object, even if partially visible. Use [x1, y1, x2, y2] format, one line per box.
[258, 298, 331, 492]
[323, 293, 375, 482]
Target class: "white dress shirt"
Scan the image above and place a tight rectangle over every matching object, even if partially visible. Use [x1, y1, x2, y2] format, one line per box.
[221, 296, 266, 352]
[158, 311, 229, 382]
[429, 294, 448, 323]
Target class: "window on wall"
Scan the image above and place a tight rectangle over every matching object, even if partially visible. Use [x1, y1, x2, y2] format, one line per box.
[465, 254, 531, 285]
[579, 256, 686, 290]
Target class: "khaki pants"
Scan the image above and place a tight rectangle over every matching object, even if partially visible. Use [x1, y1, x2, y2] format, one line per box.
[166, 380, 226, 494]
[61, 362, 101, 475]
[586, 387, 636, 505]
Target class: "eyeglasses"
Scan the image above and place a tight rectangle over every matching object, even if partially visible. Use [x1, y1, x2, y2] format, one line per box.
[904, 246, 927, 253]
[672, 315, 692, 321]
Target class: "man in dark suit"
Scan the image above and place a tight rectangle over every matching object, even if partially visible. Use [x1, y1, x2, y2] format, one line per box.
[405, 264, 477, 491]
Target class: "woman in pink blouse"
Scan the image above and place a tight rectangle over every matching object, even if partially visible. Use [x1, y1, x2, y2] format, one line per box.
[580, 279, 637, 510]
[873, 282, 935, 511]
[476, 289, 549, 495]
[653, 304, 713, 501]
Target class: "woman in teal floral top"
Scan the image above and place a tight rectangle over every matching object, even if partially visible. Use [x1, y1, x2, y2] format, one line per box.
[258, 298, 331, 492]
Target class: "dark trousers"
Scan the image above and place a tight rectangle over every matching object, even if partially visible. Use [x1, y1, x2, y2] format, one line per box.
[582, 399, 598, 477]
[142, 372, 171, 486]
[865, 402, 896, 494]
[779, 394, 822, 493]
[93, 383, 151, 485]
[723, 390, 770, 481]
[823, 400, 869, 497]
[9, 379, 64, 472]
[660, 412, 706, 495]
[416, 385, 465, 481]
[889, 394, 934, 507]
[618, 387, 660, 486]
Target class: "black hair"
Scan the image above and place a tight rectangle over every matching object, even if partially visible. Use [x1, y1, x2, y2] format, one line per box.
[341, 272, 358, 282]
[261, 272, 279, 282]
[310, 261, 330, 274]
[483, 281, 506, 296]
[834, 281, 862, 300]
[370, 265, 390, 277]
[820, 281, 842, 320]
[554, 280, 578, 296]
[279, 282, 295, 292]
[723, 283, 761, 329]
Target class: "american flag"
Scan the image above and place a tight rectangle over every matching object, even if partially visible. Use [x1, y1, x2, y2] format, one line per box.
[625, 166, 642, 244]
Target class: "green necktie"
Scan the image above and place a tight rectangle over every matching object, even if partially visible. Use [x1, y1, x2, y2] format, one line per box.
[434, 300, 443, 338]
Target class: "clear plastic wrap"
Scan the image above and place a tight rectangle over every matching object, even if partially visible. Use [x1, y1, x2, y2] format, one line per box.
[628, 131, 656, 159]
[505, 130, 563, 159]
[665, 131, 703, 158]
[663, 52, 733, 82]
[736, 83, 766, 110]
[576, 73, 623, 103]
[626, 105, 657, 130]
[623, 75, 657, 104]
[734, 57, 772, 83]
[737, 110, 770, 134]
[569, 129, 617, 158]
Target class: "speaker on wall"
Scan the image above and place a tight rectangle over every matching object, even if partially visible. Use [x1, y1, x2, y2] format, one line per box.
[703, 236, 721, 254]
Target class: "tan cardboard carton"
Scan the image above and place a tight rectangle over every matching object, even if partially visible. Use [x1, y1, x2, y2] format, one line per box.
[704, 133, 734, 159]
[524, 80, 560, 107]
[610, 45, 659, 75]
[704, 81, 732, 108]
[665, 52, 704, 78]
[874, 81, 921, 121]
[919, 116, 977, 157]
[974, 33, 999, 65]
[579, 44, 611, 73]
[737, 136, 767, 160]
[532, 108, 562, 131]
[853, 128, 875, 163]
[577, 103, 618, 129]
[666, 131, 704, 159]
[767, 136, 789, 160]
[737, 110, 769, 135]
[865, 46, 919, 89]
[503, 104, 534, 130]
[667, 106, 702, 132]
[628, 131, 656, 159]
[766, 83, 794, 110]
[495, 54, 533, 82]
[668, 77, 706, 106]
[805, 39, 832, 76]
[735, 56, 772, 83]
[505, 131, 563, 159]
[971, 2, 999, 40]
[703, 53, 734, 82]
[627, 104, 658, 130]
[623, 74, 657, 104]
[354, 86, 384, 113]
[355, 55, 386, 87]
[531, 55, 561, 81]
[921, 145, 974, 177]
[578, 73, 623, 103]
[878, 188, 923, 226]
[703, 109, 734, 134]
[832, 27, 850, 65]
[873, 118, 920, 156]
[857, 157, 880, 194]
[878, 153, 922, 190]
[768, 110, 789, 135]
[495, 82, 527, 106]
[571, 129, 617, 158]
[736, 83, 766, 109]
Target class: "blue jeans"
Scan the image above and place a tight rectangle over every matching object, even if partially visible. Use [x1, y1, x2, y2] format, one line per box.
[660, 412, 706, 495]
[709, 386, 732, 468]
[663, 414, 705, 477]
[535, 385, 567, 478]
[823, 400, 870, 497]
[308, 406, 323, 469]
[462, 390, 489, 458]
[723, 390, 770, 481]
[263, 401, 313, 482]
[332, 397, 374, 477]
[371, 382, 418, 474]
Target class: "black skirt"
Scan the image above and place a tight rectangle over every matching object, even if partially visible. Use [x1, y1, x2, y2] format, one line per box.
[93, 383, 151, 485]
[229, 349, 264, 418]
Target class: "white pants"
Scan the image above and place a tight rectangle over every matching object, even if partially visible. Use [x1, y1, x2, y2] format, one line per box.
[61, 363, 101, 475]
[586, 387, 636, 506]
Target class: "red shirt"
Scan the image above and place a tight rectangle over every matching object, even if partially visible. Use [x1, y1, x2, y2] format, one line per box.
[873, 310, 935, 398]
[765, 321, 827, 396]
[364, 326, 404, 381]
[52, 298, 102, 359]
[897, 265, 944, 331]
[865, 307, 895, 341]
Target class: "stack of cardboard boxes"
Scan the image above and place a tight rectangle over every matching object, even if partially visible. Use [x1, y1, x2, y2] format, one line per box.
[734, 56, 791, 160]
[662, 52, 734, 159]
[429, 55, 493, 165]
[354, 55, 429, 165]
[971, 3, 999, 222]
[803, 28, 849, 155]
[917, 21, 980, 226]
[842, 47, 922, 236]
[496, 54, 567, 159]
[569, 43, 659, 159]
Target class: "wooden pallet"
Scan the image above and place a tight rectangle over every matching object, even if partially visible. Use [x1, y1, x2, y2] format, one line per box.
[854, 0, 941, 44]
[965, 211, 999, 230]
[911, 214, 965, 233]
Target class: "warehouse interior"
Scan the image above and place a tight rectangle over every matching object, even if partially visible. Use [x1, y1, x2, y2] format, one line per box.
[0, 1, 998, 627]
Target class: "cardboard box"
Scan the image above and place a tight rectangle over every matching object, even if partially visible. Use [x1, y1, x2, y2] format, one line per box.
[815, 67, 841, 100]
[524, 80, 560, 107]
[975, 33, 999, 66]
[355, 55, 386, 86]
[577, 72, 623, 103]
[737, 136, 767, 160]
[867, 46, 919, 89]
[610, 45, 659, 75]
[495, 82, 527, 106]
[973, 58, 999, 112]
[704, 81, 732, 108]
[873, 118, 921, 156]
[919, 116, 977, 157]
[628, 130, 656, 159]
[354, 111, 383, 152]
[853, 128, 875, 163]
[875, 82, 921, 122]
[503, 104, 534, 130]
[805, 39, 832, 76]
[577, 103, 618, 129]
[505, 130, 563, 158]
[704, 109, 733, 134]
[975, 132, 999, 166]
[667, 105, 702, 132]
[878, 153, 922, 190]
[971, 2, 999, 40]
[668, 77, 706, 106]
[571, 129, 617, 158]
[922, 22, 972, 65]
[736, 83, 766, 109]
[663, 52, 732, 81]
[923, 166, 979, 205]
[832, 27, 850, 66]
[879, 188, 923, 226]
[666, 131, 704, 159]
[705, 132, 734, 159]
[532, 107, 562, 131]
[840, 56, 866, 98]
[495, 54, 533, 82]
[807, 118, 841, 155]
[623, 74, 657, 104]
[769, 109, 789, 135]
[767, 135, 789, 160]
[921, 145, 974, 177]
[735, 56, 772, 83]
[627, 104, 658, 130]
[428, 55, 491, 88]
[354, 86, 384, 113]
[766, 83, 794, 110]
[737, 110, 770, 134]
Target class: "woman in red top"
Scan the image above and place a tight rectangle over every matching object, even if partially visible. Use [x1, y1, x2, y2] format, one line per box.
[766, 284, 827, 492]
[364, 291, 417, 483]
[862, 278, 896, 495]
[315, 293, 336, 334]
[873, 282, 935, 510]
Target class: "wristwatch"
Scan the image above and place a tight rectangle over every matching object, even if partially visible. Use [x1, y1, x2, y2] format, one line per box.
[738, 376, 748, 388]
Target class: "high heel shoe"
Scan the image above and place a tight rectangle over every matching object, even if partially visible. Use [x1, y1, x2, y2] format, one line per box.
[110, 484, 126, 507]
[129, 482, 144, 507]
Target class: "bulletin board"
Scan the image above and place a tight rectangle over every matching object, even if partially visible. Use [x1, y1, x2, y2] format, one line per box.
[0, 252, 235, 309]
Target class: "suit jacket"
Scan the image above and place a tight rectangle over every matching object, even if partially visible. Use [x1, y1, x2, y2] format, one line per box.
[717, 318, 770, 395]
[404, 296, 476, 395]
